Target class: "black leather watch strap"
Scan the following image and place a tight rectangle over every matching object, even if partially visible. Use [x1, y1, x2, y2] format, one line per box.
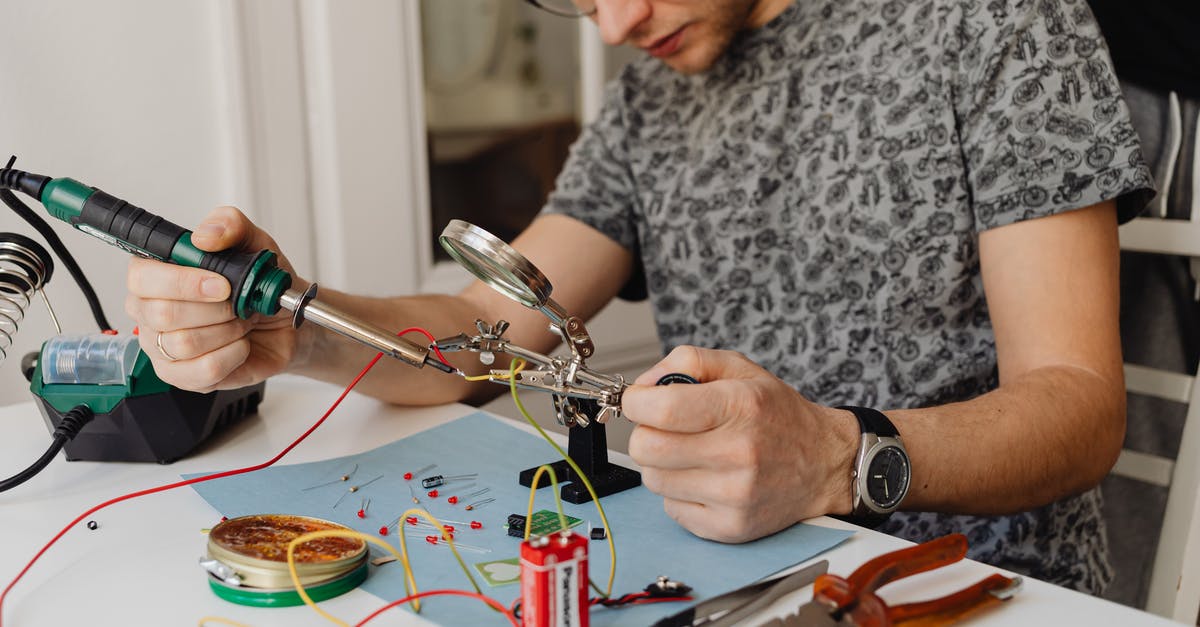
[838, 405, 899, 438]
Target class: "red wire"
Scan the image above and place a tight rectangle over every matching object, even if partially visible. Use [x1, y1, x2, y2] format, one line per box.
[397, 326, 452, 366]
[354, 589, 518, 627]
[0, 325, 447, 626]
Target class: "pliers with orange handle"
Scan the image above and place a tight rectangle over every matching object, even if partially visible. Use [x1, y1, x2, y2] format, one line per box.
[769, 533, 1022, 627]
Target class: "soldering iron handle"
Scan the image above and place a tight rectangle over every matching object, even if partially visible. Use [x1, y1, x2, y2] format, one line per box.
[5, 171, 292, 319]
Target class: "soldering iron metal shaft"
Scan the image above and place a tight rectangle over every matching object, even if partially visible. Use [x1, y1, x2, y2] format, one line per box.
[278, 286, 456, 373]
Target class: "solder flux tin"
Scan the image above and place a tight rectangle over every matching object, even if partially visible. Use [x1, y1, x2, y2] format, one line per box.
[205, 514, 368, 607]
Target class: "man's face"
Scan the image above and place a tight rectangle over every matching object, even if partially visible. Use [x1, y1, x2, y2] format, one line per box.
[591, 0, 793, 74]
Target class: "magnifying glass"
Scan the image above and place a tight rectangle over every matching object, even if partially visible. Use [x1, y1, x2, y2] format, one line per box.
[438, 220, 570, 326]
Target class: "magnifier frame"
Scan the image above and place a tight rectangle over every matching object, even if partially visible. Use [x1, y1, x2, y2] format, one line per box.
[439, 219, 566, 324]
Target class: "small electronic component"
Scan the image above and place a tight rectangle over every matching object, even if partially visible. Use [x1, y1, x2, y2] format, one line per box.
[506, 510, 582, 538]
[403, 463, 436, 481]
[464, 497, 495, 511]
[448, 486, 489, 505]
[332, 475, 383, 508]
[302, 464, 358, 491]
[356, 499, 371, 519]
[86, 520, 98, 531]
[421, 473, 477, 489]
[521, 531, 589, 627]
[590, 527, 606, 540]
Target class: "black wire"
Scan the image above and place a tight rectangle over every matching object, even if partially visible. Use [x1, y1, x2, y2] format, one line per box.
[0, 405, 94, 493]
[0, 189, 113, 331]
[0, 435, 69, 493]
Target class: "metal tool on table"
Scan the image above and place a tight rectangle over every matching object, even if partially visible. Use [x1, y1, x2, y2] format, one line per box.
[438, 219, 641, 502]
[655, 534, 1020, 627]
[652, 560, 831, 627]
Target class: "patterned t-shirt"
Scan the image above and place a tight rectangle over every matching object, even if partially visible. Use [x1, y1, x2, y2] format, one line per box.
[544, 0, 1153, 593]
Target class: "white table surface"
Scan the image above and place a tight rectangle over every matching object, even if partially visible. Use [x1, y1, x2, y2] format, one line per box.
[0, 375, 1182, 626]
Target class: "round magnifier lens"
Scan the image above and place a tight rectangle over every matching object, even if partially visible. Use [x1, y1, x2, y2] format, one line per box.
[439, 220, 552, 309]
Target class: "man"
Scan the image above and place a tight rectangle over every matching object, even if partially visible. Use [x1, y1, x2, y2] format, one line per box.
[127, 0, 1152, 594]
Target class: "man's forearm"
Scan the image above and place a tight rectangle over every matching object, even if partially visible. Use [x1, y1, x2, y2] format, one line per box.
[889, 364, 1125, 515]
[285, 287, 540, 406]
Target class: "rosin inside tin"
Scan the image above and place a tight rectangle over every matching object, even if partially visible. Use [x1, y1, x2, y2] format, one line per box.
[202, 514, 368, 607]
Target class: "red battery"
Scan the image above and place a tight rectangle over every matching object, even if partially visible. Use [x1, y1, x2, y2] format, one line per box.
[520, 531, 589, 627]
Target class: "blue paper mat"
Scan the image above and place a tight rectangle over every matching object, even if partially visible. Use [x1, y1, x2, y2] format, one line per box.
[188, 412, 853, 625]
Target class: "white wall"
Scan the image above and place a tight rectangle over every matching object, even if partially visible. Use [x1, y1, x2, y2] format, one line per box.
[0, 1, 244, 403]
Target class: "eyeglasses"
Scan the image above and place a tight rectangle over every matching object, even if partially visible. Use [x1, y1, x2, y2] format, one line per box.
[525, 0, 596, 18]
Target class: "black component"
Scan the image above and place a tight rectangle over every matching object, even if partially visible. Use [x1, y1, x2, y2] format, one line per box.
[0, 404, 94, 493]
[78, 190, 186, 259]
[519, 398, 641, 504]
[655, 373, 698, 386]
[424, 357, 457, 374]
[421, 475, 445, 489]
[0, 174, 112, 330]
[590, 526, 606, 540]
[506, 514, 527, 538]
[0, 160, 51, 200]
[34, 383, 266, 463]
[645, 576, 691, 598]
[86, 520, 98, 531]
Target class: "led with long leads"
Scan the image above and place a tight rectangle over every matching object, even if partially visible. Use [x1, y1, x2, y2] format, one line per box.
[449, 487, 490, 505]
[464, 497, 495, 511]
[301, 463, 359, 491]
[404, 532, 491, 554]
[421, 473, 477, 489]
[332, 474, 384, 508]
[403, 463, 437, 481]
[356, 498, 371, 519]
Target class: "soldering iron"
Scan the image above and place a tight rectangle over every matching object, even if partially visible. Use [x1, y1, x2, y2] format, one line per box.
[0, 161, 455, 375]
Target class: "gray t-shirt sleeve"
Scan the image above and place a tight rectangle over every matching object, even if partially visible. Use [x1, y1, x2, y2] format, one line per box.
[948, 0, 1154, 230]
[541, 78, 641, 252]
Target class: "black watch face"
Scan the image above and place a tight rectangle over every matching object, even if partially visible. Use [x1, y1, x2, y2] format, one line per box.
[866, 447, 910, 509]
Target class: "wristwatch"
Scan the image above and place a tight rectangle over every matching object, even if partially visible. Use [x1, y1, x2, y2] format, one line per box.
[838, 405, 910, 529]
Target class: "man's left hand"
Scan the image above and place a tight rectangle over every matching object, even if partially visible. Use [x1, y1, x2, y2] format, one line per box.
[622, 345, 859, 542]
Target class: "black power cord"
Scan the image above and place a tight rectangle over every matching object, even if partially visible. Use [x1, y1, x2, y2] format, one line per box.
[0, 405, 94, 493]
[0, 156, 112, 331]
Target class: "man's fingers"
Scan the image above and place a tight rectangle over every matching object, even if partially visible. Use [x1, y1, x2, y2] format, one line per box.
[632, 345, 760, 386]
[126, 294, 237, 331]
[139, 332, 251, 392]
[622, 378, 744, 432]
[128, 257, 230, 302]
[152, 320, 253, 362]
[641, 467, 751, 507]
[191, 206, 265, 252]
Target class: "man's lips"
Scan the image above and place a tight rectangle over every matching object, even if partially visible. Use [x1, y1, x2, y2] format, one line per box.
[643, 26, 686, 58]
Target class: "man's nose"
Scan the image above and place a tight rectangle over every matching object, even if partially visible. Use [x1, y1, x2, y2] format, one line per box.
[592, 0, 653, 46]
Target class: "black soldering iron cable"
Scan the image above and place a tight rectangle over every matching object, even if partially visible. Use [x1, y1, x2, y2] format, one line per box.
[0, 188, 113, 331]
[0, 405, 94, 493]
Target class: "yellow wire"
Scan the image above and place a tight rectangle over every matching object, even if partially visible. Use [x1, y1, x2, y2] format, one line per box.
[524, 464, 570, 538]
[285, 513, 482, 624]
[198, 618, 253, 627]
[507, 358, 618, 597]
[393, 508, 485, 612]
[462, 358, 527, 382]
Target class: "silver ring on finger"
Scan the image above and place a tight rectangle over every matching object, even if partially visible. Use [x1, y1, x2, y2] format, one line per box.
[156, 330, 181, 362]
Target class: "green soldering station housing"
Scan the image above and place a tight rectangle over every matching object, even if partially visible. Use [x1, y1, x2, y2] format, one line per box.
[28, 334, 265, 463]
[0, 164, 279, 464]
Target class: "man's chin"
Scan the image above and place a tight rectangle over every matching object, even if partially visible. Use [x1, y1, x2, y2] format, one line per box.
[657, 48, 721, 75]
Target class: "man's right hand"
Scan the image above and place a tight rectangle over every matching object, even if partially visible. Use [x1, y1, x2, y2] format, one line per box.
[125, 206, 301, 392]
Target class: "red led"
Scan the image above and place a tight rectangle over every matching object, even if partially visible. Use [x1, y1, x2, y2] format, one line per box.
[447, 496, 459, 504]
[442, 525, 455, 533]
[406, 516, 419, 525]
[425, 535, 438, 545]
[221, 516, 228, 522]
[427, 489, 439, 498]
[379, 526, 389, 536]
[404, 472, 414, 480]
[470, 521, 483, 529]
[357, 509, 366, 518]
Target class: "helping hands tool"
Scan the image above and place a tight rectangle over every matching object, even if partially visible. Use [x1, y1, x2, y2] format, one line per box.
[773, 534, 1020, 627]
